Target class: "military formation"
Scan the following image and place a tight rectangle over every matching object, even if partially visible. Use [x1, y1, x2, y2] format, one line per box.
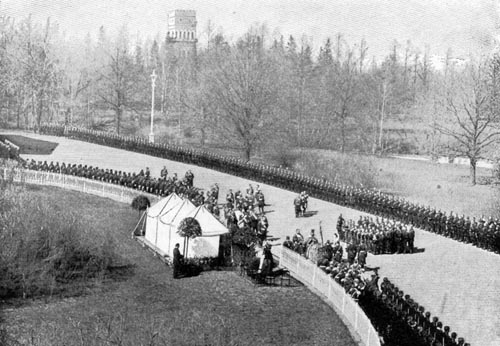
[376, 277, 469, 346]
[23, 159, 223, 214]
[39, 124, 500, 255]
[338, 215, 416, 255]
[0, 139, 19, 160]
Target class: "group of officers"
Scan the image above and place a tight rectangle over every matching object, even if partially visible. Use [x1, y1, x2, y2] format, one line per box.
[224, 184, 269, 242]
[39, 124, 500, 255]
[337, 214, 416, 255]
[379, 277, 469, 346]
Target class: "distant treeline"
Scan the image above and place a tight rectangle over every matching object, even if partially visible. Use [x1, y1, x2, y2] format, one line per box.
[1, 16, 500, 168]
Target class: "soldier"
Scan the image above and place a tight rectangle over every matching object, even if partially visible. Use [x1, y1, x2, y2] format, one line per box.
[294, 195, 302, 218]
[337, 214, 345, 240]
[255, 188, 265, 214]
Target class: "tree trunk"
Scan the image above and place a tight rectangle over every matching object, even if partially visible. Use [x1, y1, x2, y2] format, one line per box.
[470, 158, 477, 185]
[183, 237, 189, 258]
[116, 105, 122, 135]
[37, 92, 44, 131]
[244, 141, 252, 161]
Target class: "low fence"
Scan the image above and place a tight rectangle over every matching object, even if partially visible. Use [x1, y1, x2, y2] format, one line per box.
[0, 167, 160, 205]
[274, 246, 381, 346]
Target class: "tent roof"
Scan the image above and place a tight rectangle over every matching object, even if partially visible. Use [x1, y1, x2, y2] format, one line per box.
[187, 206, 229, 237]
[159, 199, 197, 227]
[148, 193, 182, 217]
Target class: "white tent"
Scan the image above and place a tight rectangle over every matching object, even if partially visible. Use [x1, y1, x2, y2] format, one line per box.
[144, 196, 229, 258]
[144, 193, 183, 255]
[183, 206, 230, 258]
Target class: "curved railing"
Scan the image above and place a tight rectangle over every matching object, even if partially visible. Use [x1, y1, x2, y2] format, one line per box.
[274, 246, 381, 346]
[0, 167, 160, 205]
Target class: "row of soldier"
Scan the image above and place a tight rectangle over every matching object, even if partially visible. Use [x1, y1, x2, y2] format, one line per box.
[379, 277, 469, 346]
[39, 125, 500, 255]
[337, 214, 416, 255]
[23, 159, 223, 216]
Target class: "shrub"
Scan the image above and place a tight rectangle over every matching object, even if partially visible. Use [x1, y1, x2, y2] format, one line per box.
[131, 195, 150, 211]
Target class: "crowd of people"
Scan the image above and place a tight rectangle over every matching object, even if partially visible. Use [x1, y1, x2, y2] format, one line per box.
[283, 228, 468, 346]
[337, 214, 416, 255]
[38, 124, 500, 255]
[284, 228, 370, 300]
[224, 184, 270, 243]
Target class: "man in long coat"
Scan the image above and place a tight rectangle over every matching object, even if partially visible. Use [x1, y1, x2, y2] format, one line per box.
[173, 243, 184, 279]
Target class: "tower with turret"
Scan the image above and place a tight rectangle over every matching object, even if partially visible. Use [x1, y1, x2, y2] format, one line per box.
[166, 10, 197, 58]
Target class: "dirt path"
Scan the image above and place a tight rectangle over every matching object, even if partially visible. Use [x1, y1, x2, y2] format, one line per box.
[9, 131, 500, 346]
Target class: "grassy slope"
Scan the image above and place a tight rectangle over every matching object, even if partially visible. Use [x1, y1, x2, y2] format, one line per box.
[1, 185, 356, 346]
[0, 134, 59, 155]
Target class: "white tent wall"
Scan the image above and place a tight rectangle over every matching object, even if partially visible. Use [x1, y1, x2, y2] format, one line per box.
[144, 215, 159, 248]
[169, 231, 221, 258]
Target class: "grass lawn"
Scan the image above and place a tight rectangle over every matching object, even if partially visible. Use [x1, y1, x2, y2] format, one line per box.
[1, 184, 356, 346]
[302, 148, 500, 218]
[0, 134, 58, 155]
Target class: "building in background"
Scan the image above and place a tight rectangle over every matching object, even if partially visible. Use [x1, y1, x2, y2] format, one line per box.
[166, 9, 197, 58]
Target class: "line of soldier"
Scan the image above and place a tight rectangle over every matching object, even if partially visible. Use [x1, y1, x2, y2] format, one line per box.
[337, 214, 416, 255]
[0, 140, 19, 160]
[39, 124, 500, 255]
[23, 159, 222, 215]
[379, 277, 469, 346]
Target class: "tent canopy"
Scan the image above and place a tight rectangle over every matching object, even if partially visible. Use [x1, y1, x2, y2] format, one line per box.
[147, 193, 182, 217]
[187, 205, 229, 237]
[159, 198, 197, 227]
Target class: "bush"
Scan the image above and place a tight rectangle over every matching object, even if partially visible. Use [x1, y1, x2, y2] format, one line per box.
[131, 195, 150, 211]
[0, 182, 123, 299]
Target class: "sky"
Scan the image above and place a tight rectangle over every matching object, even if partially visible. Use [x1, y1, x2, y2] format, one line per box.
[1, 0, 499, 59]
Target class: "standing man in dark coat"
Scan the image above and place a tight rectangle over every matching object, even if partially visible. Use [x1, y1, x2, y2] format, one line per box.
[173, 243, 184, 279]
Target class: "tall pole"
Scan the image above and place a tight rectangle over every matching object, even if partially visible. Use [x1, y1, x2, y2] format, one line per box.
[149, 70, 157, 144]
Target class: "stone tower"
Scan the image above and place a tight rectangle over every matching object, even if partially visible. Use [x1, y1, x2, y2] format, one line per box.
[166, 10, 197, 58]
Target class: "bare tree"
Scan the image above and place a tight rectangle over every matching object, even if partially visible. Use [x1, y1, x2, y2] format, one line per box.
[95, 25, 139, 134]
[202, 29, 279, 160]
[436, 57, 500, 185]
